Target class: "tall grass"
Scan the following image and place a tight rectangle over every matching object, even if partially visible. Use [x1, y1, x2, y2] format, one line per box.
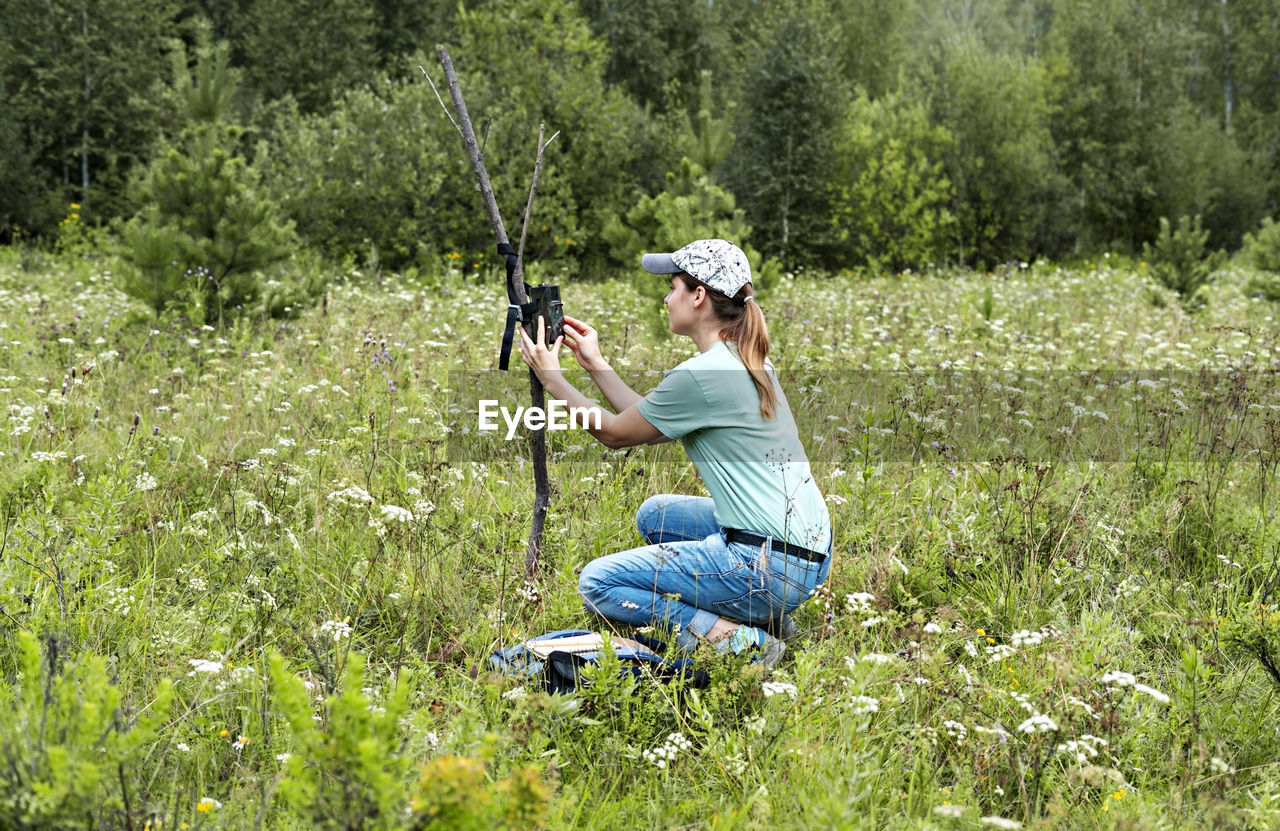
[1, 248, 1279, 828]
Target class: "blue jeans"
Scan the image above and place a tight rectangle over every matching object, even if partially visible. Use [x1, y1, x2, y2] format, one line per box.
[577, 495, 832, 652]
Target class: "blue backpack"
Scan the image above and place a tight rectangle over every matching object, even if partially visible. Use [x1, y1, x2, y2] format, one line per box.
[489, 629, 710, 695]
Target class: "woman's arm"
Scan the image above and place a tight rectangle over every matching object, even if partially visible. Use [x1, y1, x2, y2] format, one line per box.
[561, 315, 644, 412]
[520, 319, 670, 448]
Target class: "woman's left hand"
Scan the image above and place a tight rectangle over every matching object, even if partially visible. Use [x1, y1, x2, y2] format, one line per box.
[518, 315, 564, 380]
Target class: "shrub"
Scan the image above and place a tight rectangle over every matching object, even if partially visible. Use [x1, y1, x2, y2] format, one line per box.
[1142, 215, 1215, 309]
[1243, 217, 1280, 274]
[270, 652, 550, 830]
[602, 157, 780, 312]
[0, 632, 173, 829]
[832, 90, 957, 273]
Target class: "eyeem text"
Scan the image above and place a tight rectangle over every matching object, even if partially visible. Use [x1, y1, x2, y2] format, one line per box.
[478, 399, 602, 440]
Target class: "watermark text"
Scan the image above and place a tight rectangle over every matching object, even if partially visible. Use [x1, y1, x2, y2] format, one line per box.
[478, 399, 602, 440]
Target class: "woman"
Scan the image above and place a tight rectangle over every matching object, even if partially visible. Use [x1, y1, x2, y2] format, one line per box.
[518, 239, 831, 667]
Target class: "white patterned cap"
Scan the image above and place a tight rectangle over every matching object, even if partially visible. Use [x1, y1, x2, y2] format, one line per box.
[641, 239, 751, 298]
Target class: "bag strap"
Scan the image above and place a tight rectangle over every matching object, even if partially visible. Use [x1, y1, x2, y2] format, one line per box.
[496, 242, 532, 372]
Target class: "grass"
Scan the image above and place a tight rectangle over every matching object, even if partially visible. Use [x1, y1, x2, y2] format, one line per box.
[1, 246, 1280, 829]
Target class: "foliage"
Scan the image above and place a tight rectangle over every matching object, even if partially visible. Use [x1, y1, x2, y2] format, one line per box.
[240, 0, 377, 113]
[1243, 217, 1280, 274]
[927, 35, 1067, 266]
[602, 157, 780, 307]
[119, 34, 296, 323]
[832, 89, 957, 273]
[3, 251, 1280, 826]
[271, 652, 549, 830]
[262, 0, 665, 274]
[0, 632, 173, 829]
[0, 0, 178, 242]
[1149, 105, 1269, 252]
[1142, 215, 1216, 308]
[724, 0, 846, 270]
[1243, 218, 1280, 301]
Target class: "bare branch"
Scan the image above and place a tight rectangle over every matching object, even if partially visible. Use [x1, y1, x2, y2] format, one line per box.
[515, 124, 548, 285]
[417, 65, 461, 137]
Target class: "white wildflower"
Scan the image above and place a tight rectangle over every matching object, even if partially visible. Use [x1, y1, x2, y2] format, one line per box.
[187, 659, 223, 676]
[980, 817, 1022, 830]
[380, 504, 413, 523]
[762, 681, 798, 698]
[1132, 683, 1171, 704]
[1017, 714, 1058, 734]
[1100, 670, 1136, 687]
[318, 620, 352, 642]
[849, 695, 880, 715]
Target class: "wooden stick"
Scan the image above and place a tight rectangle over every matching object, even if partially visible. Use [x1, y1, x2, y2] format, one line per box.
[516, 125, 560, 582]
[433, 45, 553, 581]
[435, 46, 525, 304]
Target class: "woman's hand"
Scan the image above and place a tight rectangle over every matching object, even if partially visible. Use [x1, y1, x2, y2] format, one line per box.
[561, 314, 606, 371]
[518, 316, 564, 381]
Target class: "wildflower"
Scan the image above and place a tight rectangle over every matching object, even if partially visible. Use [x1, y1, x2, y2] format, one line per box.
[845, 592, 875, 611]
[176, 742, 191, 752]
[232, 735, 248, 750]
[196, 798, 221, 813]
[943, 720, 967, 740]
[855, 653, 897, 665]
[319, 619, 353, 642]
[502, 686, 528, 702]
[1209, 757, 1234, 775]
[380, 504, 413, 523]
[1100, 670, 1136, 687]
[1133, 683, 1171, 704]
[762, 681, 797, 698]
[849, 695, 880, 715]
[1017, 713, 1057, 733]
[218, 729, 229, 738]
[326, 484, 374, 507]
[934, 804, 965, 819]
[980, 817, 1022, 830]
[923, 622, 942, 635]
[187, 659, 223, 676]
[276, 753, 292, 762]
[135, 472, 158, 492]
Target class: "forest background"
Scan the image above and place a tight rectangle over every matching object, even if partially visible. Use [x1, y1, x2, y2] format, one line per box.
[4, 0, 1279, 293]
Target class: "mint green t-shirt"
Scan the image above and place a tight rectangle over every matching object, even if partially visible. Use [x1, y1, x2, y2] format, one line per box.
[636, 341, 831, 552]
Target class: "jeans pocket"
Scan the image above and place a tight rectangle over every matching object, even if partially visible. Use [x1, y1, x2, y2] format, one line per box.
[710, 584, 780, 623]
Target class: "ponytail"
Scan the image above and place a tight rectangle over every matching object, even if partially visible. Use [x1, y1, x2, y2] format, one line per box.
[674, 273, 777, 419]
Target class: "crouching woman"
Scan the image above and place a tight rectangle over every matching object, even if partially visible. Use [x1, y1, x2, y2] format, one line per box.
[518, 239, 831, 666]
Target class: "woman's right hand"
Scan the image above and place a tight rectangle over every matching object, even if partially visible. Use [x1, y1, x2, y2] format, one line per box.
[561, 314, 605, 371]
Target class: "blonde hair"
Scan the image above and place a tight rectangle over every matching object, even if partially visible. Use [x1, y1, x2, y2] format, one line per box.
[675, 272, 776, 419]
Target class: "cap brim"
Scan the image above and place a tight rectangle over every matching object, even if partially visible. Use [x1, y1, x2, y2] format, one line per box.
[641, 253, 681, 274]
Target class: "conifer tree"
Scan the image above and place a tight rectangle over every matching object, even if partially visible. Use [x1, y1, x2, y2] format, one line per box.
[120, 27, 295, 323]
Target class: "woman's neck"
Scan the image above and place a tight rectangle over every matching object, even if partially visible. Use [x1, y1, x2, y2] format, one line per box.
[688, 321, 724, 354]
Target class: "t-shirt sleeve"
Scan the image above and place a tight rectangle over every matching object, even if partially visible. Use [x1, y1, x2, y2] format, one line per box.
[636, 367, 710, 440]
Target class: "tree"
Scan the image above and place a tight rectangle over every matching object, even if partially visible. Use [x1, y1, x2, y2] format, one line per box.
[724, 1, 847, 269]
[1043, 0, 1203, 252]
[120, 32, 295, 322]
[262, 0, 665, 272]
[239, 0, 378, 112]
[832, 90, 958, 272]
[925, 36, 1067, 264]
[0, 0, 178, 240]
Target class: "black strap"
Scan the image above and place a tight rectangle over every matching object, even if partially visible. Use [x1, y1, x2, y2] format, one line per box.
[724, 528, 829, 563]
[496, 242, 530, 371]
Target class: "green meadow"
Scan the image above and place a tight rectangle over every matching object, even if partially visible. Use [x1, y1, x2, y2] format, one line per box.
[3, 249, 1280, 829]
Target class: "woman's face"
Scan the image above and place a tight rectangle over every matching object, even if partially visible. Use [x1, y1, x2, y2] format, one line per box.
[663, 276, 697, 335]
